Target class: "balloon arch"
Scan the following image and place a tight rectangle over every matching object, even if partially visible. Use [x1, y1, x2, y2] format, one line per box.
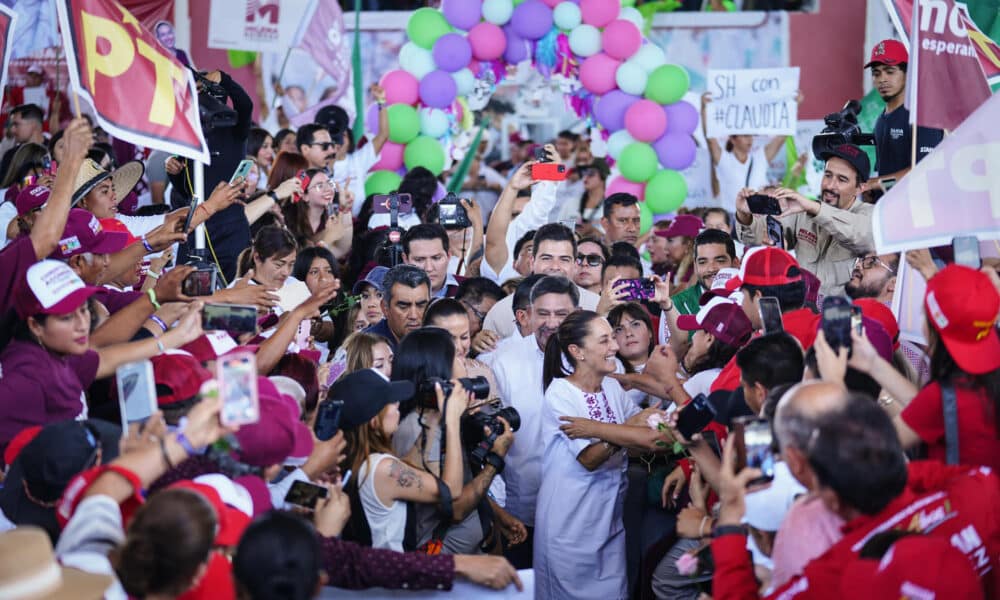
[363, 0, 697, 228]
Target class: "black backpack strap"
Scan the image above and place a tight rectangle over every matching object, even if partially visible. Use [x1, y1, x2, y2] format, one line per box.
[941, 382, 960, 466]
[340, 472, 373, 547]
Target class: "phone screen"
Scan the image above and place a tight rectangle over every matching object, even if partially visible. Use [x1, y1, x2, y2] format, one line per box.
[116, 360, 156, 432]
[822, 297, 853, 353]
[218, 352, 260, 427]
[766, 216, 783, 248]
[952, 236, 981, 269]
[621, 278, 656, 301]
[850, 305, 863, 336]
[741, 418, 776, 483]
[372, 193, 414, 214]
[675, 394, 715, 440]
[747, 194, 781, 215]
[202, 303, 258, 335]
[183, 268, 217, 297]
[314, 399, 344, 441]
[182, 197, 200, 234]
[758, 297, 783, 335]
[284, 480, 328, 509]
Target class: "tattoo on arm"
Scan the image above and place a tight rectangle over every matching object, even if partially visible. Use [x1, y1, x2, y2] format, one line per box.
[389, 459, 423, 490]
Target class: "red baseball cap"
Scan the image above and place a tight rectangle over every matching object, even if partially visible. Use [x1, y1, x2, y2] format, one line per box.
[677, 296, 753, 348]
[853, 299, 900, 351]
[3, 426, 42, 467]
[98, 217, 141, 247]
[152, 352, 213, 406]
[730, 246, 802, 289]
[865, 39, 908, 68]
[924, 265, 1000, 375]
[49, 209, 130, 260]
[840, 535, 983, 599]
[14, 260, 103, 318]
[655, 214, 703, 239]
[169, 481, 251, 547]
[15, 185, 50, 217]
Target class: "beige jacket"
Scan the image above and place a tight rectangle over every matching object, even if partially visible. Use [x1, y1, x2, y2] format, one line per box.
[736, 200, 875, 298]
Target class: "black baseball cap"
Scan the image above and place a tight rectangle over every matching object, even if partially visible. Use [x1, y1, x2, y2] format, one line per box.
[328, 369, 415, 431]
[0, 419, 120, 542]
[316, 105, 349, 144]
[818, 143, 871, 183]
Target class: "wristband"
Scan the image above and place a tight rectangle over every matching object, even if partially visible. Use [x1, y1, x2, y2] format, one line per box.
[142, 236, 154, 253]
[156, 339, 166, 355]
[150, 315, 168, 332]
[147, 288, 161, 310]
[712, 524, 748, 539]
[484, 451, 505, 475]
[146, 270, 161, 280]
[266, 191, 279, 203]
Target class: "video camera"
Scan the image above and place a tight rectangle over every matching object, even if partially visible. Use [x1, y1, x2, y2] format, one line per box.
[193, 70, 237, 132]
[376, 192, 407, 267]
[811, 99, 875, 159]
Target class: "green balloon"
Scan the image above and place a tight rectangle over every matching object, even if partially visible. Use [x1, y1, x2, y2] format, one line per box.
[407, 7, 452, 50]
[365, 170, 403, 197]
[645, 64, 690, 105]
[387, 104, 420, 144]
[639, 201, 653, 235]
[404, 136, 446, 176]
[645, 169, 688, 213]
[619, 142, 659, 183]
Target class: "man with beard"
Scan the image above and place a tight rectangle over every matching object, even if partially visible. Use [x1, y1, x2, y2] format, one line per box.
[844, 252, 898, 302]
[865, 40, 943, 189]
[490, 275, 580, 570]
[296, 123, 339, 171]
[735, 144, 875, 298]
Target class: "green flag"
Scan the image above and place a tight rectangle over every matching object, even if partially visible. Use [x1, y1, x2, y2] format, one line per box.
[351, 0, 364, 141]
[447, 122, 487, 194]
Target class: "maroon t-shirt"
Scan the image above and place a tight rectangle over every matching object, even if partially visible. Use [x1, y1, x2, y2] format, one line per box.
[901, 380, 1000, 471]
[0, 236, 38, 317]
[0, 340, 100, 450]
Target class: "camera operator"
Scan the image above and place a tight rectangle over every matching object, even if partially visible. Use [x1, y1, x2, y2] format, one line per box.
[169, 69, 254, 281]
[864, 40, 944, 191]
[735, 144, 875, 298]
[388, 328, 515, 555]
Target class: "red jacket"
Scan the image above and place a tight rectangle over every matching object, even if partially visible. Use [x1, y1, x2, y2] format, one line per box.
[711, 461, 1000, 599]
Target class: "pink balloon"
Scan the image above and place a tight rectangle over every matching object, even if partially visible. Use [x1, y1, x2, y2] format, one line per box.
[580, 0, 620, 28]
[579, 53, 621, 95]
[468, 22, 507, 61]
[625, 100, 667, 142]
[602, 20, 641, 60]
[372, 142, 405, 171]
[379, 70, 419, 106]
[541, 0, 562, 7]
[607, 175, 646, 199]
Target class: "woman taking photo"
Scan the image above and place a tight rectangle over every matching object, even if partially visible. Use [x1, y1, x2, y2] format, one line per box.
[0, 259, 204, 450]
[281, 168, 353, 256]
[536, 311, 667, 600]
[576, 160, 610, 226]
[608, 303, 657, 408]
[293, 246, 344, 361]
[249, 127, 275, 184]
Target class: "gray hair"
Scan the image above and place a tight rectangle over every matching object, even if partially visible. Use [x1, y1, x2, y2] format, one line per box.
[529, 275, 580, 307]
[381, 264, 430, 303]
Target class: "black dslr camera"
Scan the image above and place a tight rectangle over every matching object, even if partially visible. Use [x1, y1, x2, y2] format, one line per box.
[417, 376, 490, 409]
[437, 192, 471, 230]
[461, 403, 521, 466]
[193, 70, 237, 131]
[811, 99, 875, 159]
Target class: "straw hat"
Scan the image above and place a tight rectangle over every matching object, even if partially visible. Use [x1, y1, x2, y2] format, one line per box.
[0, 526, 112, 599]
[71, 158, 144, 207]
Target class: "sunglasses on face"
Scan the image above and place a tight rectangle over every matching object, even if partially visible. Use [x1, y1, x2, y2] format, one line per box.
[308, 142, 336, 151]
[576, 253, 604, 267]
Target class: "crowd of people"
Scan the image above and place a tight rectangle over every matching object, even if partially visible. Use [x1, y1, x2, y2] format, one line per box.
[0, 34, 997, 600]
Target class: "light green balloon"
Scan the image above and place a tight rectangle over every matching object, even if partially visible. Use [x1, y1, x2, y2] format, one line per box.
[639, 201, 653, 235]
[452, 68, 475, 96]
[387, 104, 420, 144]
[365, 170, 403, 197]
[645, 64, 690, 105]
[644, 169, 688, 213]
[631, 43, 665, 73]
[553, 3, 582, 30]
[607, 130, 636, 159]
[420, 108, 450, 138]
[407, 8, 452, 50]
[400, 42, 436, 79]
[616, 62, 648, 96]
[404, 136, 446, 175]
[568, 24, 602, 57]
[619, 7, 644, 30]
[483, 0, 515, 25]
[619, 142, 659, 183]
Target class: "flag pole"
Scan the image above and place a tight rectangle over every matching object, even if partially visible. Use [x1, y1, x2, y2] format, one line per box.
[272, 48, 293, 109]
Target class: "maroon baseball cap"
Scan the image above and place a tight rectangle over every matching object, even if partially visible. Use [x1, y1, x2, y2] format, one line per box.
[49, 209, 129, 260]
[924, 265, 1000, 375]
[730, 246, 802, 289]
[234, 377, 313, 467]
[15, 185, 50, 217]
[14, 260, 102, 318]
[865, 39, 908, 68]
[152, 352, 213, 406]
[818, 143, 871, 183]
[676, 296, 753, 348]
[655, 214, 703, 239]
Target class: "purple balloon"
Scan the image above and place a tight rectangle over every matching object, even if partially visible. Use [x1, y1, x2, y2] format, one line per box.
[366, 103, 381, 136]
[653, 133, 698, 171]
[419, 70, 458, 109]
[593, 90, 640, 132]
[664, 101, 699, 135]
[510, 0, 554, 41]
[503, 25, 531, 64]
[433, 34, 473, 72]
[442, 0, 483, 30]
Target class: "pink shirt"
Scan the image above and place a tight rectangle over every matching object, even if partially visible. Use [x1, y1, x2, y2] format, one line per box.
[769, 493, 845, 590]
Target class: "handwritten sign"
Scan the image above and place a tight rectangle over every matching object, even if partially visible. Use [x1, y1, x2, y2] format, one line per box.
[705, 67, 800, 138]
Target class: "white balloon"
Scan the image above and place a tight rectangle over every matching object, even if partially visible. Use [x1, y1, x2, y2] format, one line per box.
[631, 43, 666, 73]
[400, 42, 435, 79]
[482, 0, 514, 25]
[452, 69, 476, 96]
[553, 2, 582, 30]
[615, 62, 648, 96]
[619, 7, 644, 30]
[607, 130, 636, 159]
[420, 108, 451, 138]
[568, 24, 602, 57]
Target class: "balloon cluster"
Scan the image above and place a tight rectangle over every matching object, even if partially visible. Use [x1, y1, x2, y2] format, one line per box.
[365, 0, 696, 218]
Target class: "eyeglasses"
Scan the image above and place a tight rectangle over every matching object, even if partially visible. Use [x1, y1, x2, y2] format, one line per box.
[581, 168, 598, 177]
[461, 299, 487, 323]
[854, 256, 895, 274]
[576, 253, 604, 267]
[308, 180, 334, 192]
[308, 142, 336, 151]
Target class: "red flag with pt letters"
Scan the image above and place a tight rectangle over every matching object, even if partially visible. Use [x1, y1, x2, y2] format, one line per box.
[55, 0, 210, 163]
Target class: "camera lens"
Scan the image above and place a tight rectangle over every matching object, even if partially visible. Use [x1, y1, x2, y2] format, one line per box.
[496, 407, 521, 432]
[459, 376, 490, 400]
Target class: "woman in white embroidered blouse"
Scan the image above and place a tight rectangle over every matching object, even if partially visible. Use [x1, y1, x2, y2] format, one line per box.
[533, 311, 669, 600]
